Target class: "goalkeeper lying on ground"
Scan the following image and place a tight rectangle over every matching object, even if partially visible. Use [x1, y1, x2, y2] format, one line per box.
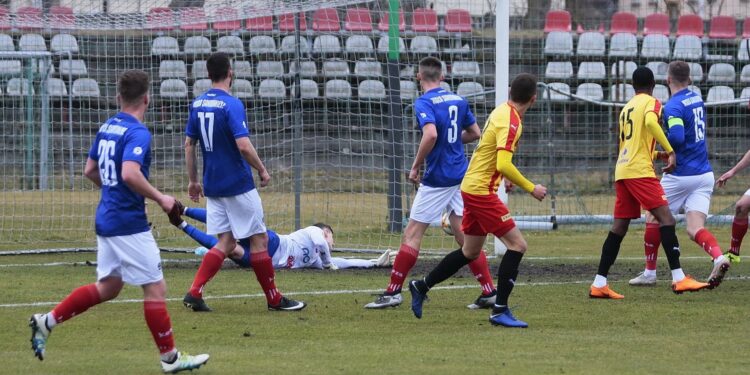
[173, 207, 393, 270]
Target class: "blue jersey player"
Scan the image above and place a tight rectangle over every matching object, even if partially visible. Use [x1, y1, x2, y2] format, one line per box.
[183, 52, 304, 312]
[28, 70, 209, 373]
[365, 56, 499, 310]
[630, 61, 731, 288]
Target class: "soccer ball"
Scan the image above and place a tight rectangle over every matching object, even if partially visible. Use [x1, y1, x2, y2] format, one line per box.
[441, 211, 454, 236]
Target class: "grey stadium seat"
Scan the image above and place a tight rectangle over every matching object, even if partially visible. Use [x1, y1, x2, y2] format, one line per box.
[452, 61, 481, 78]
[707, 63, 736, 83]
[358, 80, 386, 100]
[688, 62, 704, 82]
[377, 36, 406, 53]
[653, 84, 670, 103]
[545, 61, 573, 79]
[258, 79, 286, 98]
[152, 36, 179, 56]
[641, 34, 670, 59]
[673, 36, 702, 60]
[160, 79, 188, 98]
[46, 78, 67, 96]
[400, 80, 417, 99]
[610, 83, 634, 102]
[19, 34, 46, 51]
[688, 85, 703, 98]
[576, 32, 605, 57]
[576, 83, 603, 101]
[609, 33, 637, 58]
[184, 36, 211, 55]
[72, 78, 100, 97]
[456, 82, 485, 100]
[159, 60, 187, 79]
[354, 59, 382, 77]
[544, 31, 573, 56]
[0, 60, 22, 76]
[280, 35, 311, 54]
[248, 36, 276, 55]
[646, 61, 668, 81]
[741, 65, 750, 83]
[439, 81, 451, 92]
[192, 60, 208, 79]
[217, 36, 244, 55]
[410, 36, 438, 54]
[577, 62, 606, 80]
[0, 34, 14, 51]
[289, 60, 317, 77]
[193, 79, 211, 97]
[50, 34, 79, 54]
[322, 59, 350, 77]
[256, 61, 284, 78]
[738, 39, 749, 61]
[232, 61, 252, 78]
[300, 79, 319, 98]
[325, 79, 352, 98]
[313, 35, 342, 54]
[346, 35, 374, 53]
[232, 79, 253, 98]
[543, 82, 570, 101]
[740, 88, 750, 106]
[59, 59, 88, 76]
[7, 78, 34, 95]
[611, 61, 637, 80]
[707, 86, 734, 102]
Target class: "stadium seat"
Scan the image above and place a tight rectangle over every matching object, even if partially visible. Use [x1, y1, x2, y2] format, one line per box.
[445, 9, 472, 33]
[378, 10, 405, 32]
[440, 81, 452, 92]
[299, 79, 319, 98]
[739, 39, 749, 61]
[677, 14, 704, 37]
[280, 35, 311, 54]
[452, 61, 481, 78]
[653, 84, 670, 103]
[72, 78, 100, 97]
[400, 65, 415, 78]
[741, 65, 750, 83]
[410, 36, 438, 54]
[344, 7, 373, 32]
[544, 31, 573, 56]
[609, 33, 637, 58]
[707, 85, 734, 102]
[184, 36, 211, 55]
[354, 58, 382, 77]
[457, 82, 485, 100]
[411, 8, 438, 33]
[46, 78, 67, 96]
[325, 79, 352, 98]
[543, 82, 570, 101]
[576, 32, 605, 57]
[246, 15, 273, 31]
[545, 61, 573, 79]
[51, 34, 79, 54]
[49, 6, 75, 29]
[646, 61, 668, 81]
[192, 60, 208, 79]
[346, 35, 374, 54]
[146, 7, 175, 31]
[576, 83, 604, 101]
[16, 6, 43, 30]
[7, 78, 34, 95]
[151, 36, 179, 56]
[279, 13, 307, 32]
[740, 87, 750, 104]
[258, 79, 286, 98]
[688, 62, 704, 82]
[745, 18, 750, 38]
[358, 80, 386, 100]
[217, 36, 244, 55]
[0, 60, 21, 76]
[160, 79, 188, 98]
[256, 61, 284, 78]
[159, 60, 187, 79]
[688, 85, 703, 97]
[709, 16, 736, 39]
[610, 83, 634, 101]
[377, 36, 406, 53]
[289, 60, 317, 77]
[213, 7, 241, 31]
[322, 58, 350, 77]
[578, 62, 606, 80]
[0, 6, 9, 30]
[312, 35, 342, 54]
[19, 34, 46, 52]
[193, 79, 211, 97]
[610, 12, 637, 34]
[673, 36, 702, 60]
[0, 33, 12, 51]
[249, 36, 276, 55]
[400, 80, 417, 99]
[544, 10, 571, 32]
[313, 8, 340, 32]
[643, 13, 670, 36]
[641, 34, 670, 59]
[179, 7, 207, 30]
[59, 59, 88, 76]
[611, 61, 637, 79]
[707, 63, 736, 82]
[232, 79, 253, 98]
[232, 61, 253, 78]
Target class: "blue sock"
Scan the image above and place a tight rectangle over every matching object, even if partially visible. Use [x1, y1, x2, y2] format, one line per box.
[184, 207, 207, 223]
[231, 248, 252, 268]
[182, 223, 218, 248]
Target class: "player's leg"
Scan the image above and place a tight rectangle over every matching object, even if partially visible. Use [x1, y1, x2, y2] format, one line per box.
[728, 192, 750, 263]
[331, 257, 377, 269]
[630, 213, 660, 286]
[489, 228, 529, 328]
[184, 207, 207, 223]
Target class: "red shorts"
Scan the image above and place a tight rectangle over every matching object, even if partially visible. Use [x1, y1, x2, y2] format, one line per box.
[461, 192, 516, 238]
[614, 177, 668, 219]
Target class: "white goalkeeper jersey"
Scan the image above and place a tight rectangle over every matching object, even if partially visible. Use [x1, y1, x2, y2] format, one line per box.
[272, 226, 332, 269]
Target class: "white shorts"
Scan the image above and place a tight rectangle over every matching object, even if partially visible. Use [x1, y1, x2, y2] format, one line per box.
[206, 189, 266, 239]
[410, 184, 463, 224]
[96, 231, 163, 286]
[661, 172, 714, 216]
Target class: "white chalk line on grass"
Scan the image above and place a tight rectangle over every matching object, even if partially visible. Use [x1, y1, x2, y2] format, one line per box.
[2, 276, 749, 309]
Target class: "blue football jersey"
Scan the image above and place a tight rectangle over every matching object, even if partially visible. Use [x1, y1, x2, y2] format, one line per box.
[87, 112, 152, 237]
[186, 88, 255, 197]
[413, 88, 477, 187]
[664, 88, 712, 176]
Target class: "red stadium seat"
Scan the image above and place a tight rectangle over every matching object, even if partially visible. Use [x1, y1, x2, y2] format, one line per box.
[246, 14, 272, 31]
[49, 6, 75, 29]
[643, 13, 670, 35]
[411, 8, 438, 32]
[0, 6, 11, 30]
[313, 8, 340, 32]
[610, 12, 637, 34]
[16, 6, 43, 30]
[344, 7, 372, 32]
[146, 7, 175, 31]
[279, 13, 306, 32]
[212, 7, 241, 31]
[544, 10, 571, 32]
[445, 9, 472, 33]
[744, 17, 750, 38]
[709, 16, 736, 39]
[180, 7, 208, 31]
[677, 14, 704, 37]
[378, 11, 405, 32]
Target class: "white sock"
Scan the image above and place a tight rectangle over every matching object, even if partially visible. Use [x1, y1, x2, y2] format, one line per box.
[161, 349, 178, 363]
[593, 274, 607, 288]
[45, 312, 57, 329]
[671, 268, 686, 282]
[179, 221, 187, 229]
[713, 254, 726, 265]
[643, 269, 656, 278]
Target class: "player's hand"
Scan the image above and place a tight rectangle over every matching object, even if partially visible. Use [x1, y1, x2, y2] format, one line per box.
[656, 151, 670, 161]
[662, 152, 676, 173]
[504, 179, 514, 193]
[408, 167, 421, 185]
[158, 194, 177, 214]
[716, 170, 735, 188]
[188, 181, 203, 202]
[167, 199, 185, 227]
[531, 184, 547, 201]
[258, 169, 271, 187]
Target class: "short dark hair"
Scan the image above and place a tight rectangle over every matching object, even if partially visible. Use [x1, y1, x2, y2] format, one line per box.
[118, 70, 149, 105]
[509, 73, 537, 104]
[207, 52, 231, 82]
[632, 66, 655, 92]
[418, 56, 443, 83]
[313, 223, 333, 234]
[668, 61, 691, 85]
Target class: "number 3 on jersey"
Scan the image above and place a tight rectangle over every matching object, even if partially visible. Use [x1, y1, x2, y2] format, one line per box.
[447, 105, 458, 143]
[97, 139, 118, 186]
[198, 112, 215, 151]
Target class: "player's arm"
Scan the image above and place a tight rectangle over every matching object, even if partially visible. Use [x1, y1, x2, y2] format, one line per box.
[665, 116, 685, 148]
[717, 149, 750, 187]
[84, 158, 101, 188]
[121, 161, 175, 213]
[644, 111, 676, 172]
[461, 123, 481, 144]
[236, 137, 270, 187]
[185, 136, 203, 202]
[496, 150, 546, 201]
[409, 123, 437, 184]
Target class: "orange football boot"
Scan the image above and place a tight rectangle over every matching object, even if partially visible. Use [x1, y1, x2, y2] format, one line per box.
[671, 275, 710, 294]
[589, 285, 624, 299]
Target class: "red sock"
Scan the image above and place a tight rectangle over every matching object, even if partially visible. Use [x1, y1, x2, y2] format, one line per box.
[731, 217, 748, 254]
[51, 283, 101, 324]
[250, 251, 282, 305]
[188, 248, 225, 298]
[694, 228, 723, 259]
[386, 244, 419, 294]
[644, 223, 661, 271]
[468, 250, 495, 296]
[144, 300, 175, 354]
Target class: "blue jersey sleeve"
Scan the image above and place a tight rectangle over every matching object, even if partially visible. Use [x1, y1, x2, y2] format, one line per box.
[414, 99, 436, 129]
[226, 100, 250, 138]
[664, 104, 686, 148]
[122, 128, 151, 165]
[462, 103, 477, 129]
[88, 134, 100, 160]
[185, 105, 200, 139]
